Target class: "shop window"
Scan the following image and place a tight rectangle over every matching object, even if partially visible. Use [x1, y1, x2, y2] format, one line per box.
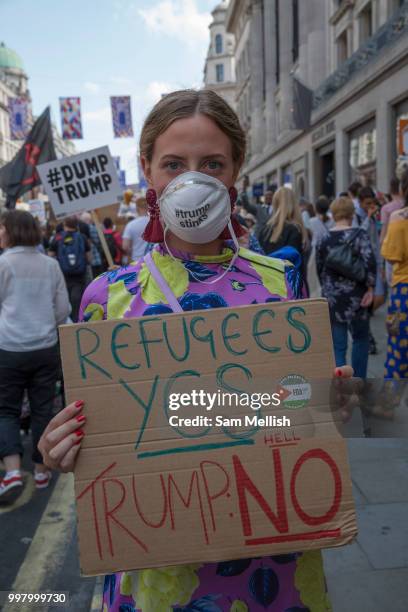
[215, 34, 223, 54]
[216, 64, 224, 83]
[348, 120, 377, 186]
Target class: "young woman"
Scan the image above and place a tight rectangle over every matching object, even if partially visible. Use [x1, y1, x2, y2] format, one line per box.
[0, 210, 70, 501]
[39, 89, 352, 612]
[259, 187, 308, 257]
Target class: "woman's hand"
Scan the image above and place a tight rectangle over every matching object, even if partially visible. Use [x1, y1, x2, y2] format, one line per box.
[38, 401, 86, 473]
[360, 287, 374, 308]
[332, 365, 363, 423]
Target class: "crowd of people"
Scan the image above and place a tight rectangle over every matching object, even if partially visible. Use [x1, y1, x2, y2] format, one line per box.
[0, 87, 406, 611]
[237, 173, 408, 387]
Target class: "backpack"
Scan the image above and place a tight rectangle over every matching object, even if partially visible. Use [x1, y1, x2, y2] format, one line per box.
[57, 231, 87, 276]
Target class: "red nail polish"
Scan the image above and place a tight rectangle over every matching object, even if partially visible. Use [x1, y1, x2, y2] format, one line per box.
[74, 437, 83, 445]
[75, 429, 84, 437]
[76, 415, 86, 423]
[336, 369, 343, 377]
[75, 400, 84, 408]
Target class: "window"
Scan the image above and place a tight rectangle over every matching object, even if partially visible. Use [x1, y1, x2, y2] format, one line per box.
[216, 64, 224, 82]
[215, 33, 223, 54]
[275, 0, 280, 83]
[337, 29, 348, 65]
[359, 2, 373, 44]
[292, 0, 299, 63]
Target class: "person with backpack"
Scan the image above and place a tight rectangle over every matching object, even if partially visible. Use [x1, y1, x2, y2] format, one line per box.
[316, 196, 376, 379]
[49, 216, 90, 322]
[102, 217, 124, 267]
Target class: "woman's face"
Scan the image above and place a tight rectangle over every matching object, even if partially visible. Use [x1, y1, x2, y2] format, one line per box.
[0, 224, 8, 249]
[142, 114, 238, 197]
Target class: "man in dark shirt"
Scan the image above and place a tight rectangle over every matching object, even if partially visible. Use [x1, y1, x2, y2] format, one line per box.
[49, 216, 90, 322]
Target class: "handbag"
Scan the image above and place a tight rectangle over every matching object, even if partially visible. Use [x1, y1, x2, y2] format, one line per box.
[325, 229, 367, 284]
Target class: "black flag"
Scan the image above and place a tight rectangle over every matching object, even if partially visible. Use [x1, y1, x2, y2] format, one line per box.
[0, 106, 56, 209]
[292, 77, 313, 131]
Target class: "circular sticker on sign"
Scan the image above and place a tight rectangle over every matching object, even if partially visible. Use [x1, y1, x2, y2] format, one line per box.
[278, 374, 311, 409]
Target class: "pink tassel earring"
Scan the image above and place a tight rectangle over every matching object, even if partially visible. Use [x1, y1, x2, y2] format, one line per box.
[142, 189, 164, 242]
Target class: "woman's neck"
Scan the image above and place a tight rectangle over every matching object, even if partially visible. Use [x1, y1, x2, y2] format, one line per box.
[334, 220, 352, 229]
[165, 232, 224, 256]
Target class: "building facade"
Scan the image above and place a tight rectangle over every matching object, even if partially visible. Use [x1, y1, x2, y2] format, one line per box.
[226, 0, 408, 200]
[0, 42, 30, 170]
[0, 42, 76, 207]
[204, 1, 237, 109]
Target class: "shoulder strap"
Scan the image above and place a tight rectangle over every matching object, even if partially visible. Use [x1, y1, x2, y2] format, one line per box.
[144, 252, 183, 313]
[345, 228, 362, 246]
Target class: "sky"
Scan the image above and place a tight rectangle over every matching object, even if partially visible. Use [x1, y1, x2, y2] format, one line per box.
[0, 0, 217, 182]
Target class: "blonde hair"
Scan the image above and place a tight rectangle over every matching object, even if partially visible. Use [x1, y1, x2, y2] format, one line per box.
[267, 187, 308, 244]
[330, 196, 355, 222]
[139, 89, 246, 168]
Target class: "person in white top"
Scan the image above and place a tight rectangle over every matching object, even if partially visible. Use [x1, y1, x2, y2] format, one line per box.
[0, 210, 70, 502]
[122, 196, 149, 262]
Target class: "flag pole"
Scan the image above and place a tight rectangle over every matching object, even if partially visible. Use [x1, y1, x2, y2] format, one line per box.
[91, 209, 115, 269]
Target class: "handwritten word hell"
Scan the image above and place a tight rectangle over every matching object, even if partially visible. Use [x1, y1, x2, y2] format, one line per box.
[77, 446, 342, 561]
[46, 153, 112, 205]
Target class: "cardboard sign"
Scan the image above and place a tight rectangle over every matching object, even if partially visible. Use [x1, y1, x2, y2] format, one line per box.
[37, 146, 121, 219]
[59, 299, 357, 576]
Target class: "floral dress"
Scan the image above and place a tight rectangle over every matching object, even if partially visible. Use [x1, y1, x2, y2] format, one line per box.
[79, 244, 331, 612]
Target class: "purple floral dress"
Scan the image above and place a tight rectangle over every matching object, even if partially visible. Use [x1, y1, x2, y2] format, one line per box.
[79, 244, 331, 612]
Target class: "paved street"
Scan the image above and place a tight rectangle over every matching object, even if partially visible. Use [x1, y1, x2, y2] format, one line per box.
[1, 307, 407, 612]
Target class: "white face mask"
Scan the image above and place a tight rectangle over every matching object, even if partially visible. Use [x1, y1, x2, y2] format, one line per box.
[159, 171, 240, 285]
[159, 171, 231, 244]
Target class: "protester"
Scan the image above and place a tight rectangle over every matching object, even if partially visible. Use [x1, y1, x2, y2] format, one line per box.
[240, 183, 276, 239]
[118, 189, 137, 218]
[0, 210, 70, 501]
[122, 196, 149, 263]
[308, 196, 334, 297]
[309, 196, 334, 246]
[354, 186, 385, 354]
[259, 187, 307, 254]
[380, 177, 403, 285]
[381, 170, 408, 382]
[80, 211, 104, 279]
[48, 216, 90, 322]
[299, 197, 315, 230]
[348, 180, 363, 209]
[38, 89, 352, 612]
[102, 217, 124, 266]
[316, 196, 376, 378]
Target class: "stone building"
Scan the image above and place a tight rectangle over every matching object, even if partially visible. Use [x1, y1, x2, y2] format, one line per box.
[0, 42, 30, 169]
[203, 1, 237, 109]
[0, 42, 75, 207]
[226, 0, 408, 200]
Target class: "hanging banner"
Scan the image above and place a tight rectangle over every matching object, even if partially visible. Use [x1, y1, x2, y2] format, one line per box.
[110, 96, 133, 138]
[59, 97, 83, 140]
[8, 97, 29, 140]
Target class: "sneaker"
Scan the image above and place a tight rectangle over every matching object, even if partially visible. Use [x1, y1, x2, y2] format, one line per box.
[34, 470, 52, 490]
[0, 473, 24, 503]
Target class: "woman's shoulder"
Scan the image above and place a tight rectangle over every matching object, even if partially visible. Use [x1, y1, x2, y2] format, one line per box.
[390, 207, 408, 222]
[80, 260, 144, 322]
